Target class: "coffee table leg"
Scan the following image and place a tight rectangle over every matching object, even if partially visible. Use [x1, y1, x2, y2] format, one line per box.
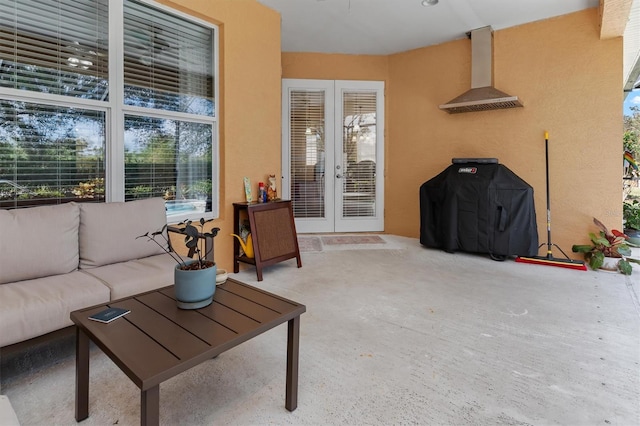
[75, 327, 90, 421]
[285, 315, 300, 411]
[141, 386, 159, 426]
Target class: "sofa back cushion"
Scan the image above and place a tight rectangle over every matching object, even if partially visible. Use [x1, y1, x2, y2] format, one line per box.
[79, 198, 168, 269]
[0, 203, 80, 284]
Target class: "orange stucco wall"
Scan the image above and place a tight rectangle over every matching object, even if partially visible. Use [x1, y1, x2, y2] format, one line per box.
[282, 54, 389, 81]
[153, 2, 621, 268]
[283, 8, 623, 258]
[157, 0, 282, 271]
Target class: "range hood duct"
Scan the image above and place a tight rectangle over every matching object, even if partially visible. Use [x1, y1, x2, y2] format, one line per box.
[439, 26, 522, 114]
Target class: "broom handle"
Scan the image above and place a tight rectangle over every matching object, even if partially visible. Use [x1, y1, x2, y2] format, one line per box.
[544, 131, 552, 258]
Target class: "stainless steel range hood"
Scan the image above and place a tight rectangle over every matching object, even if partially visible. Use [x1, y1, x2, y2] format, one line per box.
[439, 26, 523, 114]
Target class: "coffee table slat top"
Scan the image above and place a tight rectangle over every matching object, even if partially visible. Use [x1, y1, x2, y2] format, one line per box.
[115, 298, 214, 358]
[70, 279, 306, 390]
[220, 279, 301, 313]
[78, 307, 181, 382]
[134, 292, 239, 343]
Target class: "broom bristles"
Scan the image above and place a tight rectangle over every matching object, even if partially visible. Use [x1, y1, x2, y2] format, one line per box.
[515, 255, 587, 271]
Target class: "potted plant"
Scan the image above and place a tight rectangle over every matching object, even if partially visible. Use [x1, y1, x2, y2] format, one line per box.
[623, 200, 640, 245]
[572, 217, 640, 275]
[138, 218, 218, 309]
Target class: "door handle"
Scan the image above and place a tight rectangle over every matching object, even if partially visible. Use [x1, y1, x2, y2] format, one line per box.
[336, 174, 343, 179]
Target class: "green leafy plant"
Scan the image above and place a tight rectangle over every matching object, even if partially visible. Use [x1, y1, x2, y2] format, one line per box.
[163, 185, 176, 200]
[137, 218, 217, 270]
[572, 217, 639, 275]
[129, 185, 153, 199]
[72, 178, 104, 198]
[16, 185, 65, 199]
[623, 200, 640, 231]
[184, 180, 212, 199]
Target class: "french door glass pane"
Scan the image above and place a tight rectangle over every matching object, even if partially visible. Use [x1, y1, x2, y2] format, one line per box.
[123, 0, 214, 116]
[0, 0, 109, 100]
[342, 91, 377, 217]
[0, 100, 106, 208]
[124, 115, 212, 218]
[290, 90, 325, 218]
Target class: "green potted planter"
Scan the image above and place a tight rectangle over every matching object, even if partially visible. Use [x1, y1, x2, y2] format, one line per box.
[572, 217, 640, 275]
[138, 218, 219, 308]
[623, 200, 640, 245]
[627, 229, 640, 246]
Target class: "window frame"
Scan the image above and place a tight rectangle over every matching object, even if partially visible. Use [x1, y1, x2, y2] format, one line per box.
[0, 0, 220, 222]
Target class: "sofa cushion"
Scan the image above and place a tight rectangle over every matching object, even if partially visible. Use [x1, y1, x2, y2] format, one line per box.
[79, 198, 168, 269]
[0, 270, 110, 347]
[81, 253, 176, 300]
[0, 203, 80, 285]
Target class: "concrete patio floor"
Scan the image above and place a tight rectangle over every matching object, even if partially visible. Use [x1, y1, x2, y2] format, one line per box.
[1, 235, 639, 425]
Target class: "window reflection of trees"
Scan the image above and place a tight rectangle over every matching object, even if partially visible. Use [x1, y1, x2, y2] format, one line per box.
[0, 0, 216, 214]
[0, 100, 105, 208]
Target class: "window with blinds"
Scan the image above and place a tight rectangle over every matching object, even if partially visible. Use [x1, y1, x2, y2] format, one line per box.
[0, 0, 109, 99]
[122, 0, 215, 218]
[0, 0, 108, 208]
[289, 90, 326, 219]
[0, 0, 217, 218]
[123, 0, 214, 116]
[0, 100, 105, 208]
[124, 115, 213, 215]
[342, 91, 377, 217]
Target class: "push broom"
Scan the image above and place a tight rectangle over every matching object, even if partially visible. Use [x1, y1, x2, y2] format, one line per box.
[515, 131, 587, 271]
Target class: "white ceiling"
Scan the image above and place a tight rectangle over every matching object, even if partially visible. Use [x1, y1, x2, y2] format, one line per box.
[256, 0, 600, 55]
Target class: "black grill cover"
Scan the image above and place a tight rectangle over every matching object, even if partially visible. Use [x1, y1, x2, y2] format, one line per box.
[420, 160, 538, 257]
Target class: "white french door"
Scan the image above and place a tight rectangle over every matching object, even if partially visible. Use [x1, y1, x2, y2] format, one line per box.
[282, 79, 384, 233]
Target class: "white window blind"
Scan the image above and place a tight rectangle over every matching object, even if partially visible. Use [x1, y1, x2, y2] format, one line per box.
[0, 100, 105, 208]
[342, 91, 377, 217]
[0, 0, 218, 218]
[124, 115, 213, 217]
[290, 90, 326, 219]
[0, 0, 109, 99]
[0, 0, 107, 208]
[123, 0, 214, 116]
[122, 0, 216, 219]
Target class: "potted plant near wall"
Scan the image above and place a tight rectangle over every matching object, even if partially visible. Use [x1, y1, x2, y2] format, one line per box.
[139, 218, 219, 309]
[572, 218, 640, 275]
[623, 200, 640, 245]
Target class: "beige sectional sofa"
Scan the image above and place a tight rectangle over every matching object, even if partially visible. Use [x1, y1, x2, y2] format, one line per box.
[0, 198, 180, 348]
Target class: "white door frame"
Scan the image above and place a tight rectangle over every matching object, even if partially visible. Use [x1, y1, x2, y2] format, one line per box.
[334, 80, 385, 233]
[282, 79, 384, 233]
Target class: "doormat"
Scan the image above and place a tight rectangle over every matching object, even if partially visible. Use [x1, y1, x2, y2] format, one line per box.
[321, 235, 385, 245]
[297, 236, 323, 253]
[297, 235, 387, 253]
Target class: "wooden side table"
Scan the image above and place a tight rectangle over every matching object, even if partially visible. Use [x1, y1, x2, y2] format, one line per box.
[233, 200, 302, 281]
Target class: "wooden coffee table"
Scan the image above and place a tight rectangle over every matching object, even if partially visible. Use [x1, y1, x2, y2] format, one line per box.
[70, 279, 306, 425]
